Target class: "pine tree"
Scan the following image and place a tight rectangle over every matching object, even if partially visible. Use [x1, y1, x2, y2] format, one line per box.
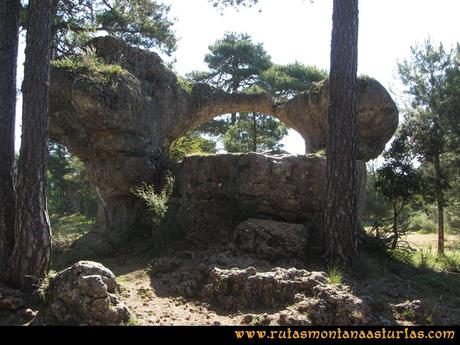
[324, 0, 360, 264]
[398, 39, 458, 255]
[0, 0, 20, 281]
[8, 0, 53, 289]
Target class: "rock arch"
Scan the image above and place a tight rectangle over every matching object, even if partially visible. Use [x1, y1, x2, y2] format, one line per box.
[49, 36, 398, 247]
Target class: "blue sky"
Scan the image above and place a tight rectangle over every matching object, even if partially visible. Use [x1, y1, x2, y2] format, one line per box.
[14, 0, 460, 155]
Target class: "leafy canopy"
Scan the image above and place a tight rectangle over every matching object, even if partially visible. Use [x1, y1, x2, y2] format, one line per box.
[189, 32, 271, 91]
[47, 0, 176, 57]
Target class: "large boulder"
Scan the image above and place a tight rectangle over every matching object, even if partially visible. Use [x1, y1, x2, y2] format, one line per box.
[40, 261, 130, 325]
[49, 36, 397, 244]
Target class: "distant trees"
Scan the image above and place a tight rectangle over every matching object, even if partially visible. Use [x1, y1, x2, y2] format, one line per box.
[375, 129, 421, 249]
[189, 32, 272, 127]
[397, 40, 459, 255]
[47, 142, 97, 219]
[188, 32, 325, 154]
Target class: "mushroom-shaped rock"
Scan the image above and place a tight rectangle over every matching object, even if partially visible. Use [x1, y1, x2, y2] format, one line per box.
[49, 36, 397, 246]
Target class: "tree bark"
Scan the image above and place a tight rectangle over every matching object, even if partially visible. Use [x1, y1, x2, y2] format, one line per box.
[8, 0, 52, 289]
[434, 155, 445, 255]
[325, 0, 359, 264]
[0, 0, 20, 281]
[437, 200, 444, 255]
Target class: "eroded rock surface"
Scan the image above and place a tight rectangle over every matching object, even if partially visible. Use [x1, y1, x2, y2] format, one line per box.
[234, 219, 309, 261]
[164, 153, 366, 247]
[40, 261, 130, 325]
[49, 36, 397, 243]
[148, 249, 376, 325]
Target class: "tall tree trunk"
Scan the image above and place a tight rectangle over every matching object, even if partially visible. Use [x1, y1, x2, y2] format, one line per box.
[8, 0, 52, 289]
[437, 199, 444, 255]
[434, 155, 445, 255]
[325, 0, 359, 264]
[0, 0, 20, 281]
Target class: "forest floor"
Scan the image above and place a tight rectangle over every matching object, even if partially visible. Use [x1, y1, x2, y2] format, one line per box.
[88, 232, 460, 326]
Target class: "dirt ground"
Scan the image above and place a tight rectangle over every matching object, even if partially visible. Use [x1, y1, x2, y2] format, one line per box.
[96, 233, 460, 326]
[3, 232, 458, 326]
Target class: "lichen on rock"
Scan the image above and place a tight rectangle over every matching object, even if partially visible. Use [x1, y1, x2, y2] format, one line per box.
[39, 261, 130, 325]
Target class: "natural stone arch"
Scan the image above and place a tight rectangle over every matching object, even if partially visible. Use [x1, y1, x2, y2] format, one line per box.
[49, 36, 398, 249]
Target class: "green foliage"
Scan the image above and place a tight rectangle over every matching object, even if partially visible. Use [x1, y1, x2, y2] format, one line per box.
[375, 128, 421, 207]
[51, 47, 125, 86]
[394, 39, 460, 253]
[132, 173, 174, 225]
[177, 76, 194, 94]
[37, 270, 57, 303]
[261, 62, 327, 100]
[50, 213, 94, 246]
[47, 141, 97, 219]
[374, 128, 421, 248]
[412, 248, 460, 273]
[398, 40, 458, 204]
[409, 209, 438, 234]
[189, 32, 271, 92]
[47, 0, 176, 58]
[363, 162, 392, 225]
[188, 33, 325, 153]
[223, 113, 287, 153]
[326, 265, 343, 285]
[208, 0, 258, 10]
[168, 133, 217, 161]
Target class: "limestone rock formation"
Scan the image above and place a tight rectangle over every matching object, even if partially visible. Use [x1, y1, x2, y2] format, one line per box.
[203, 267, 375, 325]
[49, 36, 397, 243]
[234, 219, 309, 261]
[40, 261, 130, 325]
[148, 249, 376, 325]
[202, 267, 328, 311]
[165, 153, 366, 247]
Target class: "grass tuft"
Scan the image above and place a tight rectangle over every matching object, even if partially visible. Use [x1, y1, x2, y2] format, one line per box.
[51, 47, 125, 87]
[326, 264, 343, 285]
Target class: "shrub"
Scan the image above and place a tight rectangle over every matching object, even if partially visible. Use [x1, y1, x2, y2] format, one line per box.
[132, 173, 174, 225]
[409, 210, 437, 234]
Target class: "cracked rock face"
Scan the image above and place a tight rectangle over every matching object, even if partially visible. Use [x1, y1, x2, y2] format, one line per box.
[41, 261, 130, 325]
[203, 267, 375, 325]
[49, 36, 397, 244]
[234, 219, 309, 261]
[164, 153, 367, 247]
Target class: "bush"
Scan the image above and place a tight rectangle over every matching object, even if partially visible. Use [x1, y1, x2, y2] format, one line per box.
[168, 133, 216, 162]
[132, 173, 174, 225]
[408, 210, 437, 234]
